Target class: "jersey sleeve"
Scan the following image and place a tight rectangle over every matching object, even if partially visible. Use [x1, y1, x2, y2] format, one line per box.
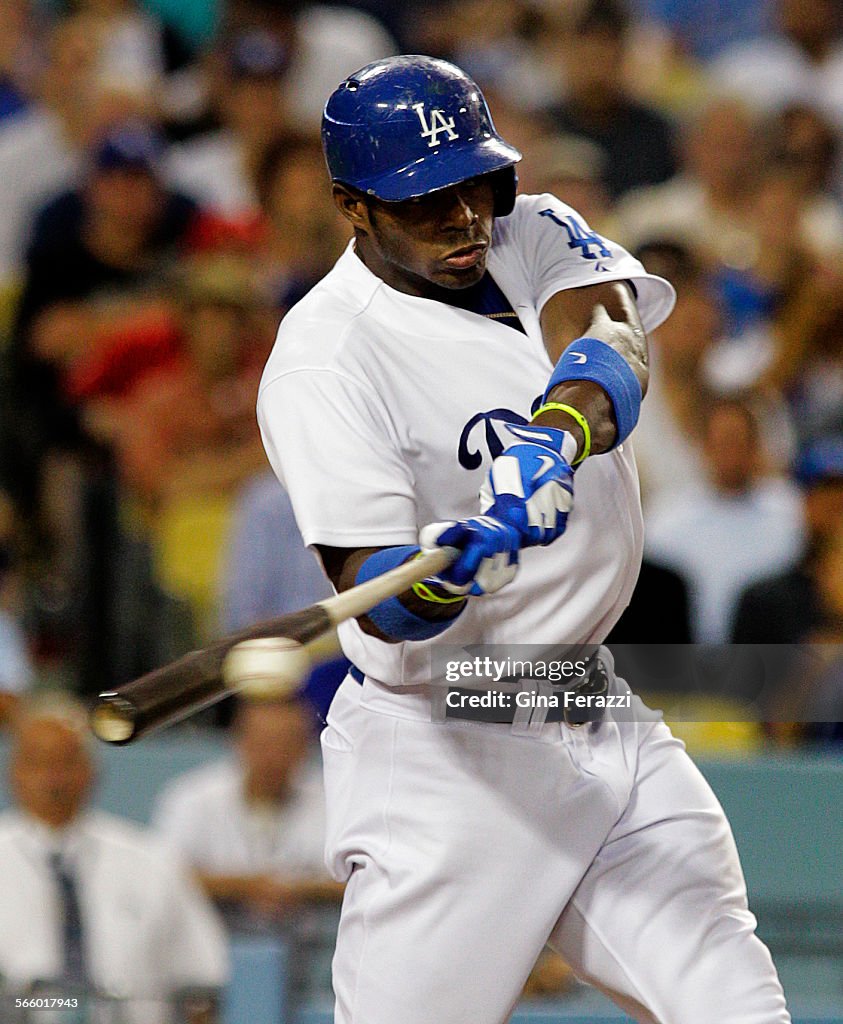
[257, 367, 418, 548]
[511, 193, 676, 334]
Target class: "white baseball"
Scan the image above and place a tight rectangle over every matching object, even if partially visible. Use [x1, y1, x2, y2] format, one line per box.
[222, 637, 311, 699]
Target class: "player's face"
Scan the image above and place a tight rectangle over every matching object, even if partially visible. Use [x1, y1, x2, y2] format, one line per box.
[343, 176, 497, 297]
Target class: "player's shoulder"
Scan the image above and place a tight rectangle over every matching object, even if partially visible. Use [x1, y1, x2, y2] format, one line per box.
[260, 244, 393, 406]
[262, 244, 379, 376]
[492, 190, 612, 262]
[495, 191, 582, 238]
[502, 192, 676, 332]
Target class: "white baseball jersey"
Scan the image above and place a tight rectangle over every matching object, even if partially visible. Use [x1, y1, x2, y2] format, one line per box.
[257, 193, 675, 689]
[257, 192, 791, 1024]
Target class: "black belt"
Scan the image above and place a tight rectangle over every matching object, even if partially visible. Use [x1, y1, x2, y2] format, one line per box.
[348, 657, 609, 728]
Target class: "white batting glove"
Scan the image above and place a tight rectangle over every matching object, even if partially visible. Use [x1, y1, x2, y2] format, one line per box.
[479, 423, 575, 547]
[419, 515, 520, 596]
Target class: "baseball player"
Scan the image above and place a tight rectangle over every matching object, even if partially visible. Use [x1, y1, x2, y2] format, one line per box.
[257, 56, 790, 1024]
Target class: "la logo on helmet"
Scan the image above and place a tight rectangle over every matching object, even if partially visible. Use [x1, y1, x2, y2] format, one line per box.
[412, 102, 459, 148]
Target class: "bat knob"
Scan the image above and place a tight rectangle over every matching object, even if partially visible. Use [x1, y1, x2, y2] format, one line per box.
[90, 697, 137, 744]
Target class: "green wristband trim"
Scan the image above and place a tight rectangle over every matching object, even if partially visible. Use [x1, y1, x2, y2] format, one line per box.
[531, 402, 591, 465]
[411, 580, 466, 605]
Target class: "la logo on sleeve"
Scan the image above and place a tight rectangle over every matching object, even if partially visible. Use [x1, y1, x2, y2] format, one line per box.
[413, 102, 459, 148]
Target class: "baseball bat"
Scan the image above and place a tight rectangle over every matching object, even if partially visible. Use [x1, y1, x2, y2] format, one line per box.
[90, 546, 456, 745]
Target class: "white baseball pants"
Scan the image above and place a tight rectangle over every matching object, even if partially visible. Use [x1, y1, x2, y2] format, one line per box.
[320, 660, 790, 1024]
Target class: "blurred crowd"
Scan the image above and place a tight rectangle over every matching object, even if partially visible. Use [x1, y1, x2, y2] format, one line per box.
[0, 0, 841, 748]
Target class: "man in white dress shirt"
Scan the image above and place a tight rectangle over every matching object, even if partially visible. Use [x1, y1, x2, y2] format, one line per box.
[153, 697, 341, 922]
[0, 696, 228, 1024]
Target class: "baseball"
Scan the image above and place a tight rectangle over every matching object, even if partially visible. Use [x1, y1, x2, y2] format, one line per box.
[221, 637, 311, 699]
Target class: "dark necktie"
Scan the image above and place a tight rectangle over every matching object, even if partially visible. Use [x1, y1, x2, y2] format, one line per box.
[50, 851, 88, 987]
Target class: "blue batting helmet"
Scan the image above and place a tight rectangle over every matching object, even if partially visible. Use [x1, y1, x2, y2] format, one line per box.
[322, 55, 521, 216]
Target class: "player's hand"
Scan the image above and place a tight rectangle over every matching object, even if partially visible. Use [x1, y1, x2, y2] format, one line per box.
[419, 515, 520, 596]
[479, 423, 574, 547]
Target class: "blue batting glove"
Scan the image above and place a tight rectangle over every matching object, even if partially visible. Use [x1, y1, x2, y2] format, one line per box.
[479, 423, 575, 547]
[419, 515, 521, 596]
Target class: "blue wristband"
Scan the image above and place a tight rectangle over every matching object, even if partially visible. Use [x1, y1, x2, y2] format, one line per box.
[544, 336, 642, 447]
[355, 546, 461, 641]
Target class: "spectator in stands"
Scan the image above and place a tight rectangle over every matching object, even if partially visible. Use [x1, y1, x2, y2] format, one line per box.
[153, 696, 341, 924]
[221, 473, 332, 636]
[167, 2, 395, 216]
[700, 166, 819, 397]
[223, 0, 395, 127]
[0, 0, 35, 124]
[16, 118, 195, 348]
[154, 694, 342, 1005]
[255, 133, 349, 309]
[220, 471, 349, 726]
[0, 15, 87, 289]
[764, 104, 843, 256]
[616, 96, 761, 264]
[0, 490, 34, 724]
[0, 695, 228, 1022]
[0, 11, 161, 290]
[710, 0, 843, 130]
[519, 133, 616, 237]
[632, 0, 770, 63]
[757, 520, 843, 742]
[53, 0, 166, 102]
[166, 30, 290, 219]
[619, 105, 836, 428]
[733, 436, 843, 644]
[104, 255, 271, 637]
[801, 523, 843, 736]
[409, 0, 558, 114]
[546, 0, 677, 200]
[645, 397, 805, 642]
[4, 117, 197, 522]
[631, 240, 719, 506]
[760, 268, 843, 444]
[112, 253, 269, 512]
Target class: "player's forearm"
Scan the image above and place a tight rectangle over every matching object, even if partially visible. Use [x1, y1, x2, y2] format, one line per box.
[540, 281, 649, 395]
[318, 544, 465, 642]
[318, 522, 518, 642]
[532, 380, 617, 457]
[537, 281, 649, 461]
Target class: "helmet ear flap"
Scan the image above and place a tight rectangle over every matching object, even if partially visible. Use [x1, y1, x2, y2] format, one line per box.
[491, 166, 518, 218]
